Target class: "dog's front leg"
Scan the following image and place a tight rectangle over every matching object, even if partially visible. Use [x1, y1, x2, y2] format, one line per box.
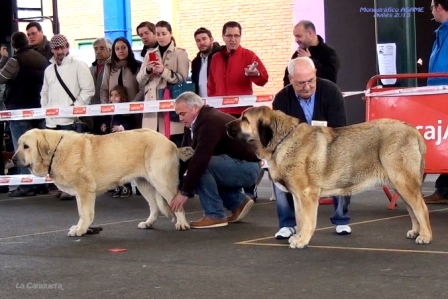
[288, 188, 320, 249]
[68, 193, 95, 237]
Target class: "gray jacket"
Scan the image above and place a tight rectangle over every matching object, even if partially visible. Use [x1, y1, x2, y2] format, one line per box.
[89, 58, 109, 105]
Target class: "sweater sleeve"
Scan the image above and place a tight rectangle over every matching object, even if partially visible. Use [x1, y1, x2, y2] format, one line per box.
[181, 121, 222, 194]
[0, 57, 19, 84]
[323, 82, 347, 128]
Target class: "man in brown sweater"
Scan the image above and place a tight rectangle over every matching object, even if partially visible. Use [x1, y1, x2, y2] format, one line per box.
[170, 92, 260, 228]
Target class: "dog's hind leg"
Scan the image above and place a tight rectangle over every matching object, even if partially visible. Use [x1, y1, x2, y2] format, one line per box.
[136, 178, 159, 229]
[68, 192, 96, 237]
[288, 186, 320, 249]
[389, 174, 432, 244]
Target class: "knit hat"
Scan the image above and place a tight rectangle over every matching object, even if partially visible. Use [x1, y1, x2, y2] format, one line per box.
[50, 34, 69, 49]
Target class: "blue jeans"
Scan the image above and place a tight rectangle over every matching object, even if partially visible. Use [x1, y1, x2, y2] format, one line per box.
[196, 155, 260, 219]
[435, 174, 448, 197]
[273, 183, 350, 227]
[9, 120, 45, 191]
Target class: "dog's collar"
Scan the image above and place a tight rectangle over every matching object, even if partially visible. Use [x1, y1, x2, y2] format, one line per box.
[272, 124, 298, 154]
[48, 135, 64, 175]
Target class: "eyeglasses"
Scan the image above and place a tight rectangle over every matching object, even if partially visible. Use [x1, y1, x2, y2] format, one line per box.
[224, 34, 241, 40]
[291, 77, 316, 88]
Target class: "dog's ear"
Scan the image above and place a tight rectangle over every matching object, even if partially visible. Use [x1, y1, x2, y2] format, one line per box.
[36, 132, 51, 160]
[258, 119, 273, 147]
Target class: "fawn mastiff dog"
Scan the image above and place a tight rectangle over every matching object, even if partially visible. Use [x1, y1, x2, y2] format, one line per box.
[13, 128, 189, 236]
[226, 106, 432, 249]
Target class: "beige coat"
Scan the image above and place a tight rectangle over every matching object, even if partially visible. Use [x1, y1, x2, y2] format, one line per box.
[136, 42, 189, 135]
[100, 61, 144, 103]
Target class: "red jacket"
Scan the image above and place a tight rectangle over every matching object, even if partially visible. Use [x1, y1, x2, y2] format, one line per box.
[207, 46, 268, 97]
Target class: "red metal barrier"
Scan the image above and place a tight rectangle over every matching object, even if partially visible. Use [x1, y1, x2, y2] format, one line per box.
[365, 73, 448, 209]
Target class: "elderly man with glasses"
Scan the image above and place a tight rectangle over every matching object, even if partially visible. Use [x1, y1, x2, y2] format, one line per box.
[271, 57, 352, 239]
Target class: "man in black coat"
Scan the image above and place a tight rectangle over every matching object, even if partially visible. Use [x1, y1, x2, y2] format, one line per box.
[0, 32, 49, 197]
[190, 27, 221, 97]
[272, 57, 351, 239]
[26, 22, 53, 61]
[283, 20, 340, 86]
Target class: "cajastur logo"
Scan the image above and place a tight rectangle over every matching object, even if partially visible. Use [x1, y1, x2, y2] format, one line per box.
[222, 97, 239, 105]
[130, 103, 144, 111]
[21, 177, 33, 183]
[101, 105, 115, 113]
[159, 101, 174, 110]
[0, 177, 10, 184]
[46, 109, 59, 116]
[256, 95, 273, 102]
[23, 110, 34, 118]
[0, 112, 12, 119]
[417, 120, 448, 146]
[73, 107, 87, 115]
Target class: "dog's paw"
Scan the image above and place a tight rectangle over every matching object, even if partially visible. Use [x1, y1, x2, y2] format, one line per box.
[137, 221, 153, 229]
[288, 235, 308, 249]
[415, 234, 432, 245]
[175, 221, 190, 231]
[406, 229, 418, 239]
[67, 225, 86, 237]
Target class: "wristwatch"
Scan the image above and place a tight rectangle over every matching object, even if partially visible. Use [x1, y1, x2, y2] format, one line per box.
[180, 190, 194, 198]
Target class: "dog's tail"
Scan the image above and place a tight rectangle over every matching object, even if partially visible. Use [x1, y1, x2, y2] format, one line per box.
[417, 133, 427, 179]
[155, 191, 175, 221]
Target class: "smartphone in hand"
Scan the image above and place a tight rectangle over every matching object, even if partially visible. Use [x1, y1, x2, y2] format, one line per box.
[149, 52, 157, 62]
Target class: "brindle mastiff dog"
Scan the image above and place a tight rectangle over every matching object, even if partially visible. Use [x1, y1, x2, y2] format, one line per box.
[226, 106, 432, 249]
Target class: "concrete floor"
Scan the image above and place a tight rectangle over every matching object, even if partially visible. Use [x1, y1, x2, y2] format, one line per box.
[1, 174, 448, 299]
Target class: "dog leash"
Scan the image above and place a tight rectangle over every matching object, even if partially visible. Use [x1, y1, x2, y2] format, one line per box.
[48, 135, 64, 175]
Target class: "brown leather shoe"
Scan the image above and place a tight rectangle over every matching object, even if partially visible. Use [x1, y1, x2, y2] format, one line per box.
[190, 216, 228, 229]
[424, 190, 448, 204]
[227, 197, 254, 223]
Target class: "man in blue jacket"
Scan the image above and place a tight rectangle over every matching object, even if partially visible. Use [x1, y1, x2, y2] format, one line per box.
[424, 0, 448, 204]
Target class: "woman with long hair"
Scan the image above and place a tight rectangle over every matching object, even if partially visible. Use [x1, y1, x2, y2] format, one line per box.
[100, 37, 144, 127]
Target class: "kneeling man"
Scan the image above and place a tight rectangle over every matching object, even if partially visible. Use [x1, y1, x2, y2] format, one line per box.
[170, 92, 260, 228]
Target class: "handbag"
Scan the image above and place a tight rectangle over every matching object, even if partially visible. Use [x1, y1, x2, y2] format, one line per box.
[54, 64, 93, 132]
[158, 71, 195, 122]
[168, 71, 196, 99]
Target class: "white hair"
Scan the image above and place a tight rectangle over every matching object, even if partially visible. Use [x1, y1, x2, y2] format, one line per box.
[287, 57, 316, 76]
[174, 91, 205, 108]
[93, 37, 112, 50]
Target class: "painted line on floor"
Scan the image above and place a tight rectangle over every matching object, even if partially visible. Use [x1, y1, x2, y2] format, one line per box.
[236, 207, 448, 248]
[237, 242, 448, 255]
[0, 210, 206, 241]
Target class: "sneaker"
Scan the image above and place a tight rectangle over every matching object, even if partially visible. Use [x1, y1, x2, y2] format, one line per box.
[120, 186, 131, 198]
[336, 225, 352, 235]
[227, 197, 255, 223]
[190, 216, 228, 229]
[112, 187, 122, 198]
[274, 227, 296, 240]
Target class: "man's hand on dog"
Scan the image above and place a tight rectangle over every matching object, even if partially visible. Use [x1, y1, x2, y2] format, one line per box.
[170, 192, 188, 212]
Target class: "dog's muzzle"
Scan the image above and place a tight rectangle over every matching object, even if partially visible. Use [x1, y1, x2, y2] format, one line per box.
[225, 121, 240, 139]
